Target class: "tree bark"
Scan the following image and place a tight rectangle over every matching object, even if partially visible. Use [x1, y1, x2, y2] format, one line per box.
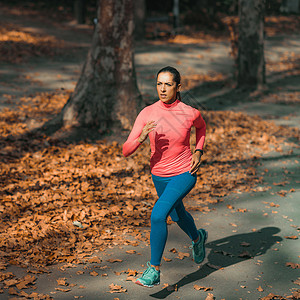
[173, 0, 180, 30]
[60, 0, 142, 132]
[134, 0, 146, 40]
[74, 0, 86, 24]
[237, 0, 266, 89]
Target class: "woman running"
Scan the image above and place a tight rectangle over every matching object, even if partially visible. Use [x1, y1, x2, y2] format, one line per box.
[123, 66, 207, 288]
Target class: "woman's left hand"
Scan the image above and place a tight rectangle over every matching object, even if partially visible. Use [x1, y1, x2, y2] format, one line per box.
[190, 151, 202, 175]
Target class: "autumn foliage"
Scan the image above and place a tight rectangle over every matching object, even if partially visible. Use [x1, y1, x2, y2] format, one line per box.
[0, 89, 299, 270]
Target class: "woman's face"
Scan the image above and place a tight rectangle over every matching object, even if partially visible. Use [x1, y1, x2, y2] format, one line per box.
[156, 72, 180, 104]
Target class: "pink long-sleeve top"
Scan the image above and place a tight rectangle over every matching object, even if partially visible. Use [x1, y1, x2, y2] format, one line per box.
[123, 99, 206, 177]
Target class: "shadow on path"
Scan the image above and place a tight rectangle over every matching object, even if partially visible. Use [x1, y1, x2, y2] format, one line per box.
[150, 227, 282, 299]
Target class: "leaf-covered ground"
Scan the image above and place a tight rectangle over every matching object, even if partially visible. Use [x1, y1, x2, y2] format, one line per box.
[0, 22, 68, 63]
[0, 90, 299, 271]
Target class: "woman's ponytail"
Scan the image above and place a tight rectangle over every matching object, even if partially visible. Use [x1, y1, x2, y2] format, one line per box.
[177, 91, 181, 101]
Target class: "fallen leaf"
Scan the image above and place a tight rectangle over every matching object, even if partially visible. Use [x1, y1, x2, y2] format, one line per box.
[260, 292, 281, 300]
[18, 290, 30, 297]
[56, 278, 68, 286]
[107, 283, 127, 293]
[277, 190, 288, 196]
[0, 272, 14, 281]
[273, 181, 288, 186]
[88, 257, 102, 263]
[163, 257, 172, 262]
[127, 269, 137, 276]
[89, 271, 99, 276]
[269, 202, 280, 207]
[286, 262, 300, 269]
[237, 208, 247, 212]
[126, 276, 136, 282]
[8, 287, 18, 295]
[293, 279, 300, 286]
[14, 274, 36, 290]
[257, 286, 264, 292]
[4, 279, 19, 287]
[55, 287, 71, 292]
[292, 290, 300, 299]
[284, 235, 298, 240]
[114, 271, 123, 276]
[177, 252, 190, 260]
[205, 293, 215, 300]
[76, 271, 84, 275]
[107, 259, 123, 263]
[194, 284, 213, 291]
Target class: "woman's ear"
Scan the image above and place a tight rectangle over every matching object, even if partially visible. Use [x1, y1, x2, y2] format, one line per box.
[177, 84, 181, 92]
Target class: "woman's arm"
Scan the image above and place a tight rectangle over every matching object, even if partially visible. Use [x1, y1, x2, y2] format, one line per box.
[194, 112, 206, 151]
[190, 111, 206, 174]
[123, 113, 145, 157]
[123, 109, 156, 157]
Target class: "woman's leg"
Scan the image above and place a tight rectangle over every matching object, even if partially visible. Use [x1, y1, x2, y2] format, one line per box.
[167, 172, 199, 241]
[173, 200, 199, 241]
[150, 172, 197, 266]
[152, 175, 169, 198]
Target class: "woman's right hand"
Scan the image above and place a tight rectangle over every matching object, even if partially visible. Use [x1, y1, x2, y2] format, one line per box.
[138, 121, 157, 143]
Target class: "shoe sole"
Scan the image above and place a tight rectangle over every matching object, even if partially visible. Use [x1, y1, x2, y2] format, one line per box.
[135, 280, 160, 288]
[194, 229, 208, 264]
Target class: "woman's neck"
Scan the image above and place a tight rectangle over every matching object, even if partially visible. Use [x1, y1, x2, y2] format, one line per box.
[159, 98, 180, 109]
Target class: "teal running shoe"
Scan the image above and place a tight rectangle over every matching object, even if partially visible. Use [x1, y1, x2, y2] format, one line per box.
[135, 262, 160, 288]
[190, 229, 208, 264]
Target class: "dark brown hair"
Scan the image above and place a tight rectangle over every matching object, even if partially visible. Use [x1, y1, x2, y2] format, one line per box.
[156, 66, 181, 86]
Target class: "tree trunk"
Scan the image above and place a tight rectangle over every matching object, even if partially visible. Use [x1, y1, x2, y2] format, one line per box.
[173, 0, 180, 30]
[61, 0, 142, 131]
[134, 0, 146, 40]
[74, 0, 86, 24]
[237, 0, 266, 89]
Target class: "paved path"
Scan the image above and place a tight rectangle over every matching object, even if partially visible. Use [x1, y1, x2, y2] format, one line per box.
[4, 144, 298, 300]
[0, 10, 299, 300]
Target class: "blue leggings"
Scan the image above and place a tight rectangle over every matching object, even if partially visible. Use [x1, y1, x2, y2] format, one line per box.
[150, 171, 199, 266]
